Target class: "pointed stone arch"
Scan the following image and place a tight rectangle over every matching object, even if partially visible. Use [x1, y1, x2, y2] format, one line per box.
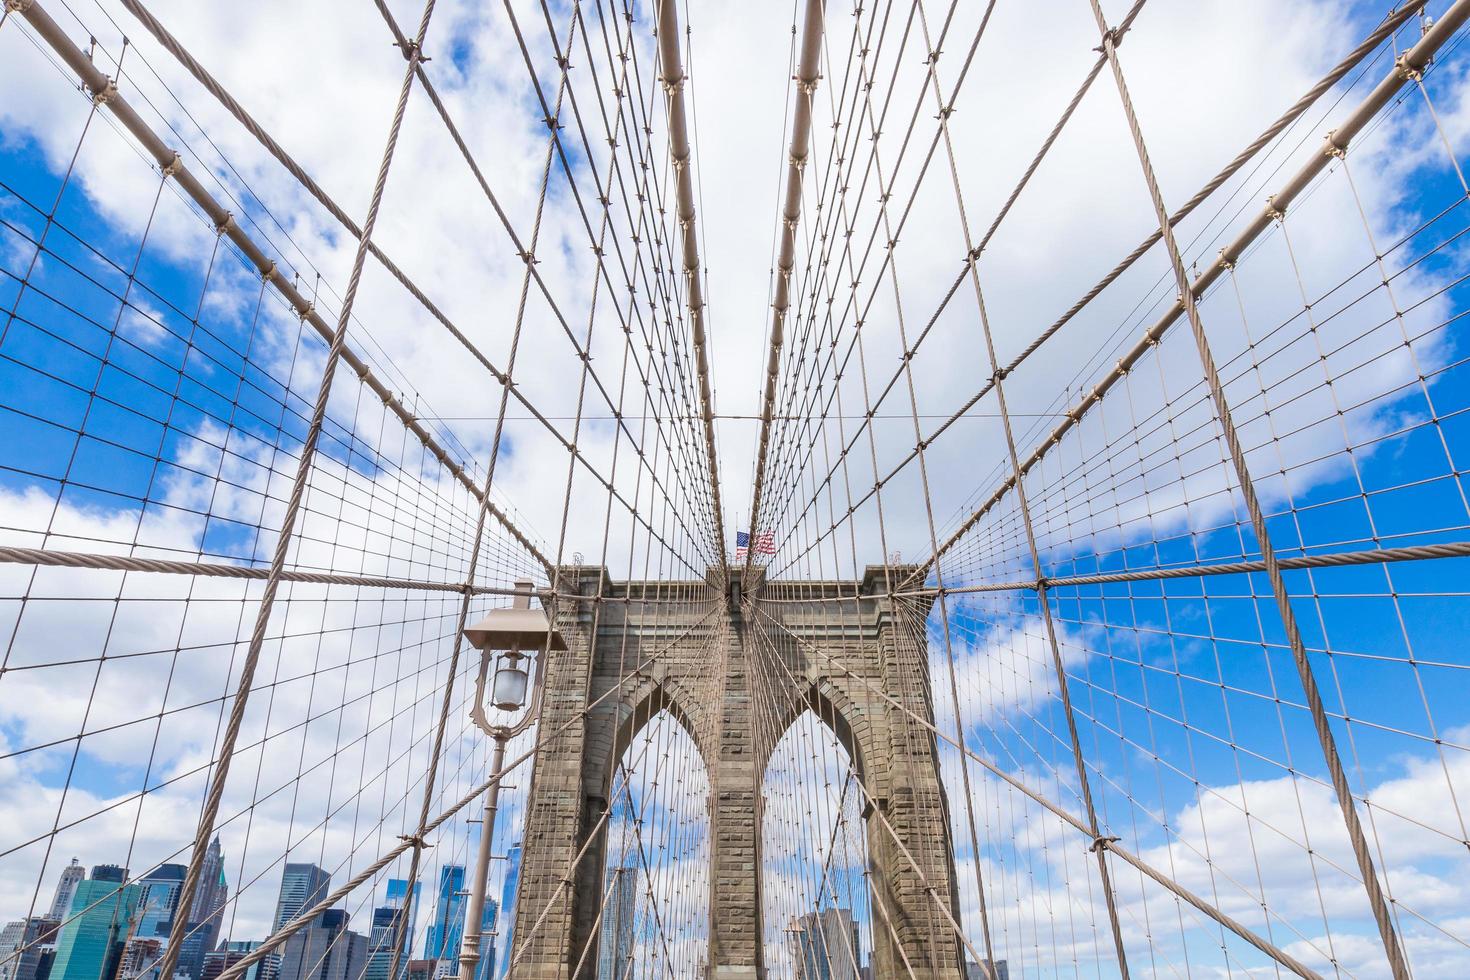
[512, 567, 963, 979]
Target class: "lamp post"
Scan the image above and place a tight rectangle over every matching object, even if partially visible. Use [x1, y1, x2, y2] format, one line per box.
[457, 581, 565, 980]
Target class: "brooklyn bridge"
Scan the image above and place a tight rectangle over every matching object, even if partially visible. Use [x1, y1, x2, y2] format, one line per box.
[0, 0, 1468, 976]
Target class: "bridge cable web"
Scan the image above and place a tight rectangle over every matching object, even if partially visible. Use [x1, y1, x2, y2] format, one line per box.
[0, 0, 726, 977]
[4, 0, 1470, 978]
[743, 0, 1470, 976]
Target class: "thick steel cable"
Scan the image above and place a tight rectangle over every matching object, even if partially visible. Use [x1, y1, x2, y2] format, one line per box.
[142, 5, 440, 977]
[497, 0, 726, 570]
[208, 599, 718, 980]
[744, 597, 1327, 978]
[121, 0, 712, 576]
[1079, 0, 1470, 974]
[764, 0, 1424, 581]
[908, 3, 1470, 590]
[12, 0, 553, 578]
[654, 0, 729, 571]
[747, 0, 824, 568]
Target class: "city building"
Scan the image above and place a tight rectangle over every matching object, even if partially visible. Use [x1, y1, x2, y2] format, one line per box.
[473, 900, 495, 980]
[273, 865, 332, 932]
[965, 960, 1009, 980]
[403, 962, 433, 980]
[594, 867, 637, 980]
[492, 846, 519, 980]
[420, 868, 465, 969]
[116, 939, 163, 980]
[363, 878, 418, 980]
[134, 867, 187, 943]
[267, 864, 332, 980]
[49, 870, 141, 980]
[201, 942, 270, 980]
[276, 910, 364, 980]
[48, 862, 86, 923]
[363, 906, 406, 980]
[789, 908, 859, 980]
[181, 838, 229, 979]
[0, 917, 60, 980]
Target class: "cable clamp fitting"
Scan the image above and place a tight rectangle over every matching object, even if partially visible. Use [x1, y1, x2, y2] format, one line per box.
[1394, 52, 1423, 83]
[1089, 834, 1120, 854]
[5, 0, 36, 13]
[91, 77, 118, 107]
[1323, 129, 1347, 160]
[397, 833, 430, 849]
[213, 212, 234, 237]
[395, 38, 429, 63]
[161, 152, 182, 179]
[1265, 196, 1285, 223]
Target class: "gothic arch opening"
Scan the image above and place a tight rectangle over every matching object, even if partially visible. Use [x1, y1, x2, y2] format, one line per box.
[596, 707, 710, 978]
[760, 698, 873, 980]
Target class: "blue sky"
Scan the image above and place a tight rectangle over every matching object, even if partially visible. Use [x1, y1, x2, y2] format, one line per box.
[4, 0, 1470, 977]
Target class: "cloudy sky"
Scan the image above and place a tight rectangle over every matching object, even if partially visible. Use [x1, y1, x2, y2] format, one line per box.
[3, 0, 1470, 976]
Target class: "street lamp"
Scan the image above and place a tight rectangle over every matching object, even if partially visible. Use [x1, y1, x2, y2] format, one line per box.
[457, 581, 565, 980]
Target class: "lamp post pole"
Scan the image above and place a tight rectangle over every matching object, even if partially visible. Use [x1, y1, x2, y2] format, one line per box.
[457, 582, 561, 980]
[459, 730, 508, 980]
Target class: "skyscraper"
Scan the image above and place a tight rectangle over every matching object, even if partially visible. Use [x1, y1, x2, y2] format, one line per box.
[492, 847, 519, 980]
[790, 908, 859, 980]
[0, 917, 60, 980]
[362, 877, 419, 980]
[202, 943, 269, 980]
[268, 864, 331, 980]
[48, 861, 86, 923]
[49, 872, 141, 980]
[420, 867, 465, 969]
[273, 867, 332, 932]
[276, 911, 364, 980]
[594, 867, 636, 980]
[472, 900, 495, 980]
[180, 838, 229, 979]
[134, 867, 187, 942]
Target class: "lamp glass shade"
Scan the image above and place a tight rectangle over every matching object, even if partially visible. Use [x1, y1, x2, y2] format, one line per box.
[491, 658, 529, 711]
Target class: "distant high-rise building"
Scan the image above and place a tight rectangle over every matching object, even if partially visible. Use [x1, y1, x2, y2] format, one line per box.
[177, 838, 229, 980]
[403, 962, 433, 980]
[49, 862, 86, 923]
[134, 867, 187, 942]
[790, 908, 859, 980]
[268, 864, 331, 980]
[475, 899, 495, 980]
[201, 943, 268, 980]
[274, 867, 332, 933]
[420, 868, 465, 970]
[381, 884, 417, 916]
[363, 878, 419, 980]
[49, 874, 141, 980]
[363, 874, 421, 980]
[965, 960, 1008, 980]
[594, 867, 637, 980]
[189, 840, 226, 927]
[276, 910, 364, 980]
[492, 847, 519, 980]
[89, 868, 128, 887]
[116, 939, 163, 980]
[0, 918, 60, 980]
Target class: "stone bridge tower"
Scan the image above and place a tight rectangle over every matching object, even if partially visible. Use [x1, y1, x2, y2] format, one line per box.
[508, 565, 963, 979]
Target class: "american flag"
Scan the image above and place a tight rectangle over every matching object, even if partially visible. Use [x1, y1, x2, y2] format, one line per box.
[735, 530, 776, 559]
